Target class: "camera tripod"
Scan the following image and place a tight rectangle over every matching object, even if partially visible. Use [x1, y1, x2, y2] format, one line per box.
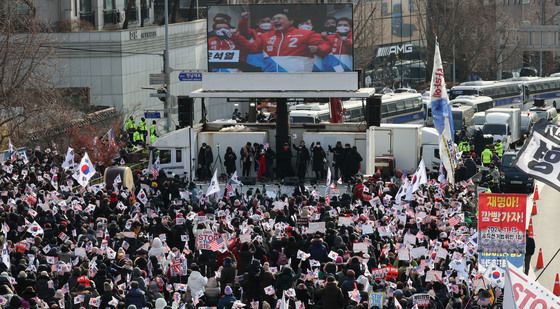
[211, 144, 227, 181]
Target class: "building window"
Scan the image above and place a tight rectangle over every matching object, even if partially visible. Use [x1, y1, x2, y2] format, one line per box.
[104, 0, 115, 10]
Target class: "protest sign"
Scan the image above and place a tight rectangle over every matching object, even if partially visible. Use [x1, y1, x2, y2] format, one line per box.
[307, 222, 326, 234]
[503, 263, 560, 308]
[196, 231, 224, 251]
[413, 293, 431, 307]
[478, 193, 527, 268]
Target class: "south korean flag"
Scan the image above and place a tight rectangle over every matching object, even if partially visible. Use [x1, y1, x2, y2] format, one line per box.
[483, 261, 506, 288]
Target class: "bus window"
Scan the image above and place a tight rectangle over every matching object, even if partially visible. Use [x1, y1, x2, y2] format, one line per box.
[176, 149, 182, 163]
[290, 116, 316, 123]
[319, 114, 330, 122]
[160, 149, 172, 164]
[381, 105, 388, 114]
[387, 103, 397, 114]
[396, 102, 405, 111]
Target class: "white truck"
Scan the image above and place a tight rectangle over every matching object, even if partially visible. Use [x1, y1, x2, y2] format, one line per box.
[366, 124, 440, 175]
[482, 107, 521, 149]
[148, 127, 197, 179]
[148, 127, 268, 180]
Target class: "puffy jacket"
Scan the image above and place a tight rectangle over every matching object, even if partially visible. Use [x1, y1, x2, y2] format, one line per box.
[187, 271, 208, 298]
[321, 282, 345, 309]
[308, 239, 329, 263]
[125, 288, 146, 309]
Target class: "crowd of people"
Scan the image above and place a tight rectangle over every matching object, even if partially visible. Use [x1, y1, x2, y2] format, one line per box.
[0, 141, 519, 309]
[198, 141, 363, 183]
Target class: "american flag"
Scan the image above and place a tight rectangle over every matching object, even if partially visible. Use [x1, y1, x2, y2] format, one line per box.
[209, 236, 225, 252]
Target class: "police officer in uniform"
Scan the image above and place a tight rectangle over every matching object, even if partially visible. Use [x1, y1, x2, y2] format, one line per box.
[149, 120, 158, 144]
[125, 116, 136, 142]
[494, 140, 504, 158]
[481, 145, 493, 166]
[458, 139, 471, 154]
[138, 117, 147, 141]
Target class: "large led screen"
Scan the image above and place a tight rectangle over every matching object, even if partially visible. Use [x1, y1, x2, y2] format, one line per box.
[207, 4, 353, 73]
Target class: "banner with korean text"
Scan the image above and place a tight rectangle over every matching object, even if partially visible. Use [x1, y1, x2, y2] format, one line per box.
[478, 193, 527, 268]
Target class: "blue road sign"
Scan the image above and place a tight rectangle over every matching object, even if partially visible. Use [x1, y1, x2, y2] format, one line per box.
[144, 111, 161, 119]
[178, 72, 202, 82]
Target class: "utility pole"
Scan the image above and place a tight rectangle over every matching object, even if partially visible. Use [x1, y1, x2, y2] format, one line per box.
[539, 0, 545, 76]
[163, 0, 172, 132]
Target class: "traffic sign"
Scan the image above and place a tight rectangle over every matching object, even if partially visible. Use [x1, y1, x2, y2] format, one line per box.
[144, 111, 161, 119]
[178, 71, 202, 82]
[149, 73, 165, 85]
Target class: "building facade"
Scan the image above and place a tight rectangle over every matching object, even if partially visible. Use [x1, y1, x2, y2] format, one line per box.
[498, 0, 560, 77]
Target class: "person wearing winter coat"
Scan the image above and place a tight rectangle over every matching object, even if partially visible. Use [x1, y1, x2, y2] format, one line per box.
[220, 258, 237, 294]
[320, 276, 345, 309]
[275, 266, 295, 297]
[187, 264, 208, 300]
[308, 237, 329, 263]
[224, 147, 238, 177]
[293, 141, 310, 180]
[125, 281, 146, 309]
[311, 142, 327, 181]
[218, 286, 237, 309]
[131, 267, 146, 292]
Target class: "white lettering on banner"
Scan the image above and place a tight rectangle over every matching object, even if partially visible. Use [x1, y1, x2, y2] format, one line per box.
[208, 50, 240, 63]
[515, 130, 560, 191]
[376, 43, 413, 57]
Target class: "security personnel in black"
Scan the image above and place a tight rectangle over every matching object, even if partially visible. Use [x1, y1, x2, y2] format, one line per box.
[293, 140, 310, 181]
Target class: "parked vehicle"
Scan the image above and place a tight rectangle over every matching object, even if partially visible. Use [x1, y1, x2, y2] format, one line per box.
[482, 108, 521, 150]
[500, 151, 534, 193]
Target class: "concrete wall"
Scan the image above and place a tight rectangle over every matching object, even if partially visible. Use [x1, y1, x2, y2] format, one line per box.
[49, 20, 235, 133]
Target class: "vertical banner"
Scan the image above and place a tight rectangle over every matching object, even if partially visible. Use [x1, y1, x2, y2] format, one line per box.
[478, 193, 527, 268]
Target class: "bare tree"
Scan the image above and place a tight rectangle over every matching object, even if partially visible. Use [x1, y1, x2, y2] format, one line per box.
[418, 0, 520, 82]
[0, 0, 81, 147]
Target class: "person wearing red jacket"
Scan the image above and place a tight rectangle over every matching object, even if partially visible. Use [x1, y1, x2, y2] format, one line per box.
[237, 11, 331, 72]
[323, 17, 353, 72]
[208, 20, 254, 72]
[236, 13, 272, 71]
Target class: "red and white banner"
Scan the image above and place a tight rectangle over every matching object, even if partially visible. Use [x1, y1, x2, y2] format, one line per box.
[478, 193, 527, 268]
[503, 263, 560, 308]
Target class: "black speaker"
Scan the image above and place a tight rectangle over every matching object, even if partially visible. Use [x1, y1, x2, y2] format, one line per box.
[239, 176, 256, 185]
[365, 95, 382, 127]
[283, 176, 300, 186]
[177, 96, 194, 128]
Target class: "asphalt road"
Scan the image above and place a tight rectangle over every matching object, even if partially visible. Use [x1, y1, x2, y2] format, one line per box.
[530, 181, 560, 291]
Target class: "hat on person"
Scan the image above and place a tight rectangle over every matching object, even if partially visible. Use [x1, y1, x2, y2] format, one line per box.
[77, 275, 91, 287]
[155, 298, 168, 309]
[225, 286, 233, 295]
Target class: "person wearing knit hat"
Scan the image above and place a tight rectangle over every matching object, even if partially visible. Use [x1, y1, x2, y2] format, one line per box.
[218, 285, 236, 309]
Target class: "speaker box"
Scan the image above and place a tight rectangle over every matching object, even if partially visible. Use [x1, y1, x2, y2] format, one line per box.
[239, 176, 256, 185]
[177, 96, 194, 128]
[365, 96, 382, 127]
[283, 176, 300, 186]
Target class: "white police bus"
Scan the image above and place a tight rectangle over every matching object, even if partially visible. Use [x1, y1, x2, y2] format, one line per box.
[449, 80, 524, 108]
[289, 93, 423, 124]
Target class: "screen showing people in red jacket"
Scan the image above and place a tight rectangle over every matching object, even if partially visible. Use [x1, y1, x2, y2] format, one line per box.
[207, 14, 256, 72]
[207, 4, 353, 73]
[322, 17, 353, 72]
